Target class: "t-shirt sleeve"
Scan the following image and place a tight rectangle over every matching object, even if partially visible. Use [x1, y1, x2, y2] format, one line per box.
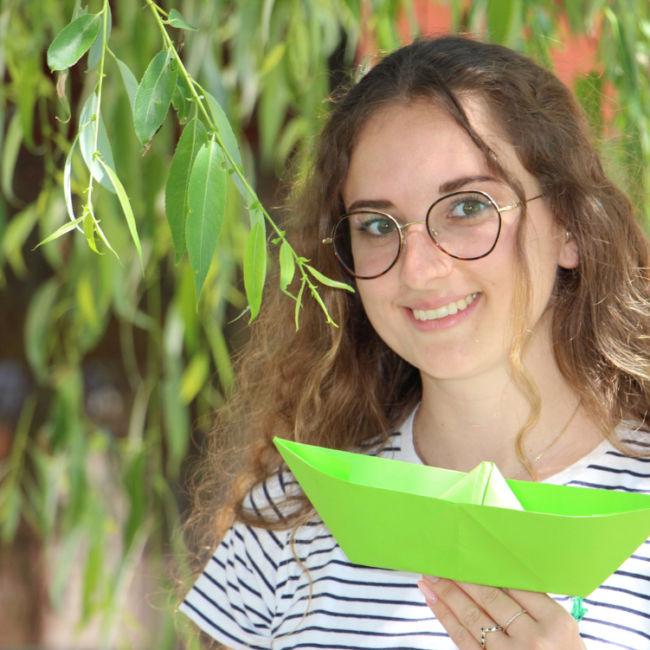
[179, 477, 294, 650]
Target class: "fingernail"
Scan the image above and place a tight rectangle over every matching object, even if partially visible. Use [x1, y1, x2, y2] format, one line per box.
[418, 580, 438, 604]
[424, 575, 440, 584]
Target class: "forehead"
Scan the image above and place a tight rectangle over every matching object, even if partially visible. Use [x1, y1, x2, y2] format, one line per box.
[342, 99, 531, 207]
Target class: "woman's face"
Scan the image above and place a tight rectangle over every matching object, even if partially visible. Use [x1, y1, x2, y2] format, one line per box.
[342, 100, 578, 382]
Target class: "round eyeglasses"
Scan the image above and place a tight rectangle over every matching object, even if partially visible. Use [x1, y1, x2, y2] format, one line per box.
[323, 189, 542, 279]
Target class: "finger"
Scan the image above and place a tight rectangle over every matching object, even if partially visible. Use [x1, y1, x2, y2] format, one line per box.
[502, 589, 582, 647]
[421, 577, 504, 648]
[418, 581, 483, 650]
[502, 588, 570, 621]
[454, 582, 535, 636]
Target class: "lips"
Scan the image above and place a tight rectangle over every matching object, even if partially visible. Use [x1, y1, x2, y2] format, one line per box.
[412, 293, 479, 321]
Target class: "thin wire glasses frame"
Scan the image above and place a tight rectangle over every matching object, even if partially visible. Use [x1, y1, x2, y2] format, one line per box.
[322, 189, 543, 280]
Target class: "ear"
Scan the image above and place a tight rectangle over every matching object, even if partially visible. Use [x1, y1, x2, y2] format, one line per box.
[559, 232, 579, 269]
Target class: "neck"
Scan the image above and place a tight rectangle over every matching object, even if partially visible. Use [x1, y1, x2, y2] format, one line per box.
[414, 328, 600, 480]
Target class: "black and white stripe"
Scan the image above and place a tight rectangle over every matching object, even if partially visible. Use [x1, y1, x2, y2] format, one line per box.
[180, 425, 650, 649]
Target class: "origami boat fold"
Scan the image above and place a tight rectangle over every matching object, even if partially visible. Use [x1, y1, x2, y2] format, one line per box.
[274, 437, 650, 597]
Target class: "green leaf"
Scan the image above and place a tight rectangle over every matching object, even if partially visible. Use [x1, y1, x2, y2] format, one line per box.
[82, 211, 100, 254]
[0, 97, 4, 164]
[487, 0, 519, 46]
[79, 92, 116, 193]
[295, 279, 306, 330]
[0, 197, 6, 249]
[81, 508, 104, 621]
[603, 7, 638, 90]
[307, 282, 337, 327]
[123, 452, 146, 552]
[305, 264, 354, 292]
[87, 5, 111, 71]
[205, 92, 246, 199]
[162, 303, 191, 477]
[204, 324, 234, 390]
[25, 280, 59, 382]
[162, 372, 190, 476]
[228, 306, 251, 325]
[259, 42, 286, 77]
[50, 530, 83, 608]
[342, 0, 361, 22]
[97, 158, 143, 270]
[244, 221, 267, 321]
[37, 196, 72, 269]
[47, 13, 102, 71]
[17, 57, 39, 149]
[166, 8, 198, 31]
[203, 94, 240, 164]
[1, 112, 22, 203]
[186, 141, 227, 301]
[0, 486, 21, 543]
[165, 117, 208, 264]
[55, 72, 71, 123]
[205, 92, 243, 168]
[287, 20, 310, 86]
[134, 50, 178, 146]
[115, 57, 138, 117]
[33, 213, 85, 250]
[249, 201, 265, 229]
[177, 263, 199, 352]
[172, 74, 193, 125]
[180, 352, 210, 403]
[259, 66, 290, 166]
[63, 132, 82, 230]
[26, 447, 66, 538]
[261, 0, 276, 44]
[0, 395, 36, 543]
[3, 204, 38, 277]
[279, 239, 296, 296]
[276, 116, 309, 165]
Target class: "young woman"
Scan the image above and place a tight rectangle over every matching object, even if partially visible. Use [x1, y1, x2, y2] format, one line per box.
[180, 36, 650, 649]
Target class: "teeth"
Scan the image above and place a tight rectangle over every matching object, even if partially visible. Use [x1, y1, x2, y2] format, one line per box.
[413, 293, 478, 321]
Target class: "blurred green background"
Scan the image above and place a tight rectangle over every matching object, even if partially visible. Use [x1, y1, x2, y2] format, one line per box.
[1, 0, 649, 647]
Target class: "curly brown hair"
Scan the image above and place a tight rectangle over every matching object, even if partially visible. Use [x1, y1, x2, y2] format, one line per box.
[184, 35, 650, 573]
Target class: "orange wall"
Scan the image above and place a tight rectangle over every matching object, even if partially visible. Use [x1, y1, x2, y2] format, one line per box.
[361, 1, 600, 87]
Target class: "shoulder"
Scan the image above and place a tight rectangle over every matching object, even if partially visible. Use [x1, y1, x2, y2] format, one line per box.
[241, 469, 304, 522]
[179, 473, 300, 649]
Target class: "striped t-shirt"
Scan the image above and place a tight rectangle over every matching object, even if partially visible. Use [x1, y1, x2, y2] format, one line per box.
[180, 414, 650, 650]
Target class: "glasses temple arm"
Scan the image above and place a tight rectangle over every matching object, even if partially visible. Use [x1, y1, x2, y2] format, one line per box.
[498, 194, 543, 213]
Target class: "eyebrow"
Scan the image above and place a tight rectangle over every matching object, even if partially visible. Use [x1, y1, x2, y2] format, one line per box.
[345, 175, 501, 213]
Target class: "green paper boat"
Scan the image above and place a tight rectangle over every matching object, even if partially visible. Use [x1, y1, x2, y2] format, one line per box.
[274, 437, 650, 597]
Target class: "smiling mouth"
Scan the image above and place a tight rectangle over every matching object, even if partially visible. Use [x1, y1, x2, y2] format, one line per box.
[412, 293, 479, 321]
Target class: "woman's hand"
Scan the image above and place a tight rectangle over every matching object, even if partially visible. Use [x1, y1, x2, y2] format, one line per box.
[418, 576, 586, 650]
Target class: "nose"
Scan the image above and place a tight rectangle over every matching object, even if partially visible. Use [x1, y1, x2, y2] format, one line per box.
[398, 224, 453, 287]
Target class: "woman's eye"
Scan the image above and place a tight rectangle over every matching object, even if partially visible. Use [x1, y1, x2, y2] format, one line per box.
[449, 199, 489, 218]
[358, 216, 397, 236]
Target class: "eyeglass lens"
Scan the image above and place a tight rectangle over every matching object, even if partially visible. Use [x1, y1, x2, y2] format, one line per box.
[332, 191, 501, 279]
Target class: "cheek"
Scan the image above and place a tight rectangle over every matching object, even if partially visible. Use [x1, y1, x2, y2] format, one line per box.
[356, 281, 402, 342]
[357, 282, 390, 322]
[475, 236, 518, 302]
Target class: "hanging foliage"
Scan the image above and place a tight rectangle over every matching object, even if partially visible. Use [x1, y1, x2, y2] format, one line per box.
[1, 0, 650, 646]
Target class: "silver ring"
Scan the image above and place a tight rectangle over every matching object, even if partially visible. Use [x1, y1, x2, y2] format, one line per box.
[503, 608, 527, 632]
[480, 625, 503, 648]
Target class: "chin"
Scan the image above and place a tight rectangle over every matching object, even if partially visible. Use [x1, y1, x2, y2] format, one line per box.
[409, 346, 504, 382]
